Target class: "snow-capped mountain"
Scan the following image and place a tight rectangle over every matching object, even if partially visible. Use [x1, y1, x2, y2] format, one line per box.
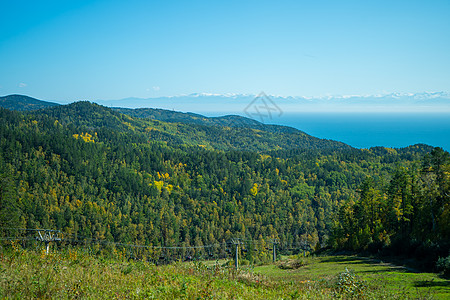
[94, 92, 450, 114]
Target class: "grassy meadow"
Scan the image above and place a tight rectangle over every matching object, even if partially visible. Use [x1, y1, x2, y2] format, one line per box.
[0, 244, 449, 299]
[255, 255, 450, 299]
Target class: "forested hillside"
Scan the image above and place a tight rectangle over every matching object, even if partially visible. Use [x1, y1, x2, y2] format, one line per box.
[114, 107, 305, 134]
[0, 95, 59, 111]
[0, 100, 448, 269]
[329, 146, 450, 269]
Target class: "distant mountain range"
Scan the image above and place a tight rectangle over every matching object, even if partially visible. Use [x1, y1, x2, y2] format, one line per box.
[94, 92, 450, 114]
[2, 92, 450, 115]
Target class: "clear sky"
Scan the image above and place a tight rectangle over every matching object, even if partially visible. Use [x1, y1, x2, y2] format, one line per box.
[1, 0, 449, 102]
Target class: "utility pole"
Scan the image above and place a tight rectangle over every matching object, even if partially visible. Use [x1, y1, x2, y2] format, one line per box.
[35, 229, 61, 255]
[231, 238, 241, 269]
[270, 239, 279, 262]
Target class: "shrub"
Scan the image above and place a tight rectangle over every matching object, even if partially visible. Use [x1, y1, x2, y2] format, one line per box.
[333, 268, 367, 299]
[277, 257, 308, 270]
[436, 255, 450, 277]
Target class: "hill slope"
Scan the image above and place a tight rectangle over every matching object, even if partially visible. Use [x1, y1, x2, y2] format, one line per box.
[113, 107, 299, 133]
[40, 101, 351, 152]
[0, 103, 436, 251]
[0, 94, 59, 111]
[0, 95, 349, 151]
[1, 96, 447, 268]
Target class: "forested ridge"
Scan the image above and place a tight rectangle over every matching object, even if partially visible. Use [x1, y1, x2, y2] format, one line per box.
[0, 94, 59, 111]
[0, 99, 449, 269]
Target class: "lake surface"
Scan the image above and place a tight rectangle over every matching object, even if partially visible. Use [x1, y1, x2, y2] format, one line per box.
[203, 111, 450, 151]
[262, 112, 450, 151]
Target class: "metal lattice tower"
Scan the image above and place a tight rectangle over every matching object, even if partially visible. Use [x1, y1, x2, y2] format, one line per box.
[270, 239, 279, 262]
[231, 238, 242, 269]
[35, 229, 61, 255]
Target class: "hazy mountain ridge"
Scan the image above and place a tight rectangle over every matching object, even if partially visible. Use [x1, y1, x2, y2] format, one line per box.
[95, 92, 450, 113]
[3, 92, 449, 113]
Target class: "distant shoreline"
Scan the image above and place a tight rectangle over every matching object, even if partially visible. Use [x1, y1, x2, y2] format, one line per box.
[202, 111, 450, 151]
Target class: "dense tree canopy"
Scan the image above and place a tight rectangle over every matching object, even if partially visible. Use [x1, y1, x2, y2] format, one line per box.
[0, 102, 447, 266]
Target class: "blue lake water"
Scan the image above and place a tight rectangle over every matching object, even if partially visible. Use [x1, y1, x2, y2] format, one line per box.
[256, 112, 450, 151]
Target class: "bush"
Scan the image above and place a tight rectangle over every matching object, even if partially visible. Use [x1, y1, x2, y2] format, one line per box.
[278, 258, 307, 270]
[436, 255, 450, 277]
[333, 268, 367, 299]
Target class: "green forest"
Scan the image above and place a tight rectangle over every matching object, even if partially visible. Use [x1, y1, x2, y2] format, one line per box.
[0, 97, 449, 272]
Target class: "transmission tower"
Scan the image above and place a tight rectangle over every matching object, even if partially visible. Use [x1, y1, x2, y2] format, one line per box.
[35, 229, 61, 255]
[231, 238, 242, 269]
[270, 239, 279, 262]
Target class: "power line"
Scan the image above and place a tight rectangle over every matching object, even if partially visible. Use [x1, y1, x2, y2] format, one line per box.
[1, 227, 311, 266]
[1, 230, 284, 252]
[0, 237, 36, 241]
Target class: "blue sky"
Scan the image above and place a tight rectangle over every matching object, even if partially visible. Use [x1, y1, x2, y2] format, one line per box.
[1, 0, 449, 102]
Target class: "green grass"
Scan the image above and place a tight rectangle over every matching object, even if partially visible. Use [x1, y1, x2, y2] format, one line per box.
[1, 245, 448, 299]
[0, 246, 325, 299]
[254, 255, 450, 299]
